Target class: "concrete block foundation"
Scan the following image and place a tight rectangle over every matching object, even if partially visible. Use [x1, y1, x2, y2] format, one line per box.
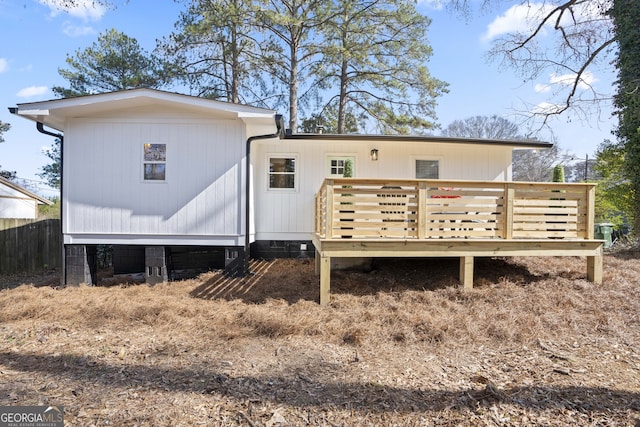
[65, 244, 97, 286]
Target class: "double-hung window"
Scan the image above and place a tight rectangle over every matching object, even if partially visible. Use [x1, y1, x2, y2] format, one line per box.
[268, 156, 296, 190]
[143, 143, 167, 181]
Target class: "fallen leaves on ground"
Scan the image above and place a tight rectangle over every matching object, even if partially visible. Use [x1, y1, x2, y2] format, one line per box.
[1, 251, 639, 426]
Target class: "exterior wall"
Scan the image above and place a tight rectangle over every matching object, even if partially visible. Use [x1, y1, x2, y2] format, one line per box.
[252, 138, 513, 241]
[63, 110, 247, 246]
[0, 183, 38, 219]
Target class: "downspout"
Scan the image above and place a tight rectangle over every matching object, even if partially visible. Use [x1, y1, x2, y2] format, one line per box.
[244, 114, 284, 275]
[36, 122, 64, 285]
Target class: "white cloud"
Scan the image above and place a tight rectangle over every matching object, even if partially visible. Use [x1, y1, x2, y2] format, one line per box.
[417, 0, 443, 10]
[17, 86, 49, 98]
[534, 83, 550, 93]
[483, 1, 612, 42]
[483, 3, 554, 41]
[550, 72, 597, 90]
[0, 58, 8, 73]
[38, 0, 106, 21]
[63, 21, 96, 37]
[533, 102, 564, 115]
[535, 72, 598, 93]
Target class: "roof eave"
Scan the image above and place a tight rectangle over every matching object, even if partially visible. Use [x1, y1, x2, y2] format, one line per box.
[283, 133, 553, 149]
[0, 177, 54, 205]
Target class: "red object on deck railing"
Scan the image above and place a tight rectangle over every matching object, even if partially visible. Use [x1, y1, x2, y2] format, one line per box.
[431, 187, 461, 199]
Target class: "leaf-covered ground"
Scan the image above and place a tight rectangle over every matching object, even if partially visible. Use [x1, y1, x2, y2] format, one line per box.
[1, 252, 639, 426]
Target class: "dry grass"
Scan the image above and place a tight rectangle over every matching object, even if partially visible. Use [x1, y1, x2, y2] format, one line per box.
[1, 252, 640, 426]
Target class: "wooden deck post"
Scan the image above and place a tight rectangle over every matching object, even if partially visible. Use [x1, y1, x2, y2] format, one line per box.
[320, 255, 331, 305]
[313, 179, 602, 303]
[325, 181, 334, 239]
[315, 249, 321, 276]
[418, 181, 427, 239]
[585, 186, 596, 239]
[587, 254, 603, 284]
[504, 185, 514, 240]
[459, 256, 474, 290]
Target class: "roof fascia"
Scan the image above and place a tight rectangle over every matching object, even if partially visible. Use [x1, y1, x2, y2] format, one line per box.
[15, 88, 275, 116]
[0, 177, 53, 205]
[283, 133, 553, 149]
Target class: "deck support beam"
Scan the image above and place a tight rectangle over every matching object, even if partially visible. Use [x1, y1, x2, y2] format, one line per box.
[459, 256, 474, 289]
[320, 255, 331, 305]
[587, 255, 603, 284]
[312, 235, 604, 305]
[314, 249, 321, 276]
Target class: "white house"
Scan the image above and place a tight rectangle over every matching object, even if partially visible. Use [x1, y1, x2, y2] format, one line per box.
[10, 89, 551, 285]
[0, 176, 53, 219]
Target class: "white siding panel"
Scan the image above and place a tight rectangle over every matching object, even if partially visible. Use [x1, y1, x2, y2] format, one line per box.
[253, 138, 514, 241]
[64, 117, 244, 241]
[0, 184, 38, 219]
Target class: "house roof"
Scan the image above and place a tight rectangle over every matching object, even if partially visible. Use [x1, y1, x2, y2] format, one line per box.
[0, 176, 54, 206]
[10, 88, 551, 149]
[284, 133, 553, 149]
[10, 88, 277, 132]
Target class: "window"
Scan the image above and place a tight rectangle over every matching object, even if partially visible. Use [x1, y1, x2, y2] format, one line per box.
[415, 159, 439, 179]
[269, 157, 296, 189]
[328, 156, 355, 177]
[143, 143, 166, 181]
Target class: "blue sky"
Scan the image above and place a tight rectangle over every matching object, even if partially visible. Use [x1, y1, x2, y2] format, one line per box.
[0, 0, 616, 197]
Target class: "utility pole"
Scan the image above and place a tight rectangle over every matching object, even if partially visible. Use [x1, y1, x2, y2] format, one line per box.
[584, 154, 589, 181]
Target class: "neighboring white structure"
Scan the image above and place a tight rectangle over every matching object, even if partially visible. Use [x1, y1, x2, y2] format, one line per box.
[0, 176, 53, 219]
[10, 88, 551, 284]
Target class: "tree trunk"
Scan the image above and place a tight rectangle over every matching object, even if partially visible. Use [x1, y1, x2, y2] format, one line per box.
[337, 59, 348, 134]
[289, 42, 299, 132]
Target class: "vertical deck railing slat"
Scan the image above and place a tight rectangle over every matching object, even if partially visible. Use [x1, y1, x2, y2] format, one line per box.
[325, 180, 334, 239]
[315, 190, 320, 236]
[418, 181, 427, 239]
[586, 185, 596, 239]
[504, 183, 514, 240]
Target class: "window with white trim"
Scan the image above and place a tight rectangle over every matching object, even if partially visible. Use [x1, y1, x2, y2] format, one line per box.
[143, 143, 166, 181]
[268, 156, 296, 189]
[327, 156, 355, 177]
[415, 159, 439, 179]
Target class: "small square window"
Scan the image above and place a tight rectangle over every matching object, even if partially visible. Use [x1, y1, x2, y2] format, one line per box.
[416, 159, 439, 179]
[327, 156, 355, 177]
[330, 159, 345, 175]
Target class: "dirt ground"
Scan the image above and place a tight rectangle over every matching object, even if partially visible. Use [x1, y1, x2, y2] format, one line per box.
[1, 251, 639, 426]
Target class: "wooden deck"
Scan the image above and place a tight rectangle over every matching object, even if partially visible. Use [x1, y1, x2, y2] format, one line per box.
[313, 178, 603, 304]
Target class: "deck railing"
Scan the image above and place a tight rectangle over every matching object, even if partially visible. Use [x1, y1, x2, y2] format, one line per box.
[315, 179, 596, 240]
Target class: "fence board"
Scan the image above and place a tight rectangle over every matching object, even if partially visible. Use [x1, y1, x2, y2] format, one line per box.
[0, 219, 61, 274]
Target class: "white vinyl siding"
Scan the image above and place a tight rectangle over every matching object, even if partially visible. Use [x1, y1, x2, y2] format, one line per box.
[0, 184, 39, 219]
[253, 140, 513, 241]
[63, 117, 246, 245]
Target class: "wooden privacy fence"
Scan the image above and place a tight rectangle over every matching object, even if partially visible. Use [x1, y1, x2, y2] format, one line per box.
[0, 219, 61, 274]
[315, 179, 596, 241]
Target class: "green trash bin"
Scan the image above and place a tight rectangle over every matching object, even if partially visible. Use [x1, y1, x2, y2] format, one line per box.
[595, 223, 614, 248]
